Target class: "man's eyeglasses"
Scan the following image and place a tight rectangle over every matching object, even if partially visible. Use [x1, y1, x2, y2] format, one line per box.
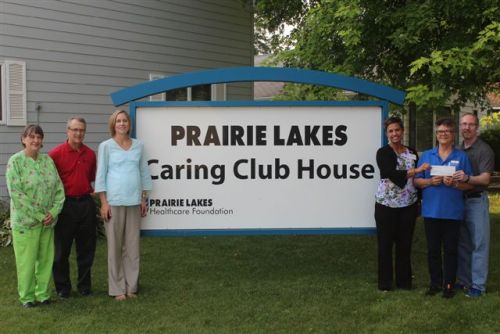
[68, 128, 85, 133]
[460, 122, 477, 128]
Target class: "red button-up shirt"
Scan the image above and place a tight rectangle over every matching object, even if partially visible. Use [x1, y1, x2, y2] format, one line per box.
[49, 141, 96, 196]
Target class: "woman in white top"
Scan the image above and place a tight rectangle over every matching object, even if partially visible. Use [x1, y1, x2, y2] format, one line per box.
[374, 117, 429, 291]
[95, 110, 152, 301]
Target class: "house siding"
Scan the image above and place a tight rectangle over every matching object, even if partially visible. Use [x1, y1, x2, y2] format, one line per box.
[0, 0, 253, 198]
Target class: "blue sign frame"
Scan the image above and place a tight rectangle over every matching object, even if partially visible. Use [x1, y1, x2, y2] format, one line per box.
[112, 67, 405, 106]
[111, 67, 405, 236]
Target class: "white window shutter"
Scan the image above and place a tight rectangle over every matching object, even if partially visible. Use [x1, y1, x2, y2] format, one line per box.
[149, 73, 166, 101]
[6, 60, 27, 126]
[211, 83, 226, 101]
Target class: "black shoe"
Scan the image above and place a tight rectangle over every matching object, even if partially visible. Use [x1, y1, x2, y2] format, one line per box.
[425, 286, 441, 296]
[442, 288, 456, 299]
[378, 283, 392, 291]
[79, 289, 92, 296]
[397, 283, 413, 290]
[454, 283, 468, 292]
[22, 302, 36, 308]
[57, 291, 70, 298]
[40, 299, 51, 305]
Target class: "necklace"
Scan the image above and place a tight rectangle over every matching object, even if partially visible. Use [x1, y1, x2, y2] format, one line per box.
[390, 144, 406, 155]
[114, 136, 132, 150]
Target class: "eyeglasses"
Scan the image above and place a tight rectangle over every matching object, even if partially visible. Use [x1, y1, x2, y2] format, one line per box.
[68, 128, 85, 133]
[460, 122, 477, 128]
[436, 130, 454, 135]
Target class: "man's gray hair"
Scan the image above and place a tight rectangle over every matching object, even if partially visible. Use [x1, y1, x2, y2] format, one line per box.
[460, 112, 479, 126]
[67, 117, 87, 129]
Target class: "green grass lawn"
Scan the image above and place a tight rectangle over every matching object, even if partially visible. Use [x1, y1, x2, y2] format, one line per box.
[1, 194, 500, 333]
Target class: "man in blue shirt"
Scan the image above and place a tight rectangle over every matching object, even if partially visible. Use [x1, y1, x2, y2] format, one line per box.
[415, 118, 473, 298]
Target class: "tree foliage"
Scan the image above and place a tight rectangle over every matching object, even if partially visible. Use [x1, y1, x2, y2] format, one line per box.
[253, 0, 499, 110]
[252, 0, 317, 54]
[480, 111, 500, 170]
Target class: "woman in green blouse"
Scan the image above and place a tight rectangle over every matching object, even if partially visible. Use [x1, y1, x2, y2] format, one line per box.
[6, 125, 65, 308]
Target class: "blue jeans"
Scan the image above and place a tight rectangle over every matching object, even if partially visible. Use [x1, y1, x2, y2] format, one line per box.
[457, 192, 490, 292]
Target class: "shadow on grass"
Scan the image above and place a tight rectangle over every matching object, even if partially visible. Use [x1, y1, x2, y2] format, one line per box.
[140, 234, 378, 289]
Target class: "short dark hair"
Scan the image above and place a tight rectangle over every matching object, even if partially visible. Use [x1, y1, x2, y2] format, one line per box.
[384, 116, 404, 131]
[460, 112, 479, 126]
[21, 124, 44, 147]
[435, 117, 455, 130]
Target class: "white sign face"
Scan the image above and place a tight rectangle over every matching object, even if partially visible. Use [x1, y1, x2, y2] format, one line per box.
[135, 105, 382, 233]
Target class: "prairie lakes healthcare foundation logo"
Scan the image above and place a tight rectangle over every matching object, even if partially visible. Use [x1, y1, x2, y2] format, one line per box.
[148, 198, 234, 216]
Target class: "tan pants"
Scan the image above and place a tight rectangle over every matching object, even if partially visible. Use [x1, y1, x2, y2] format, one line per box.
[104, 205, 141, 296]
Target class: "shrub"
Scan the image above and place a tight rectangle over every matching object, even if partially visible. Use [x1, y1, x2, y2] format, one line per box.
[480, 112, 500, 171]
[0, 203, 12, 247]
[0, 197, 104, 247]
[93, 196, 106, 239]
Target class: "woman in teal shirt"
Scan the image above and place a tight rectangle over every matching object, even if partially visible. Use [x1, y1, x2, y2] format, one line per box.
[95, 110, 152, 301]
[6, 125, 65, 308]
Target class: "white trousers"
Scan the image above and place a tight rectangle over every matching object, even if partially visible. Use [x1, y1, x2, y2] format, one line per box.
[104, 205, 141, 296]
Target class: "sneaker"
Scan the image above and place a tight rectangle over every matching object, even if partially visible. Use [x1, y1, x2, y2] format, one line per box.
[425, 285, 441, 296]
[465, 287, 483, 298]
[22, 302, 36, 308]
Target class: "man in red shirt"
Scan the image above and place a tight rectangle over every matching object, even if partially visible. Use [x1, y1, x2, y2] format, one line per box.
[49, 117, 97, 298]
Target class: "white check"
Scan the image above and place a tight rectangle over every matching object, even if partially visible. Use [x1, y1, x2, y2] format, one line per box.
[430, 165, 456, 176]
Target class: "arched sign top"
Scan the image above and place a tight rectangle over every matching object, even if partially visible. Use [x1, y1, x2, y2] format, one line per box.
[111, 67, 405, 106]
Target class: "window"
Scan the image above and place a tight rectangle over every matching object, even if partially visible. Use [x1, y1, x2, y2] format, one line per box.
[165, 87, 188, 101]
[415, 107, 458, 151]
[149, 73, 226, 102]
[190, 84, 211, 101]
[0, 60, 27, 126]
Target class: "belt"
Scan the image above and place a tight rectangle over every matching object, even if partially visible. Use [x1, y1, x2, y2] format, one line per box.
[65, 194, 91, 201]
[464, 191, 483, 199]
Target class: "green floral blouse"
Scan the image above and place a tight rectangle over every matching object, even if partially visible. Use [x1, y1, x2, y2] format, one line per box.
[6, 151, 65, 231]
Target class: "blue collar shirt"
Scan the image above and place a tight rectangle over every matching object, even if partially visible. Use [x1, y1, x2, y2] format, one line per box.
[416, 146, 472, 221]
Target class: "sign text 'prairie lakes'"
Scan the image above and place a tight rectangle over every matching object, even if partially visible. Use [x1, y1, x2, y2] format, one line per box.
[148, 124, 375, 185]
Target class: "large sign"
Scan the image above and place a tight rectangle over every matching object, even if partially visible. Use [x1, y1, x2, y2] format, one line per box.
[111, 67, 404, 235]
[133, 101, 385, 235]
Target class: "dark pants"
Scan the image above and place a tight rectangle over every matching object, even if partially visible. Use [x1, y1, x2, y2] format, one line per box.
[53, 196, 96, 294]
[424, 218, 460, 289]
[375, 202, 418, 290]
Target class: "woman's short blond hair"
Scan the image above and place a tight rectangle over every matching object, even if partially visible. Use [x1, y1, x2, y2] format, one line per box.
[108, 109, 132, 136]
